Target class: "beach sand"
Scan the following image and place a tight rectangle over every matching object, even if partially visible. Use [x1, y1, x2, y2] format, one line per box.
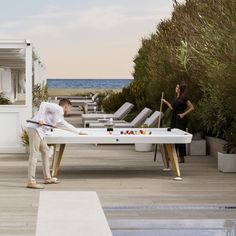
[48, 88, 121, 97]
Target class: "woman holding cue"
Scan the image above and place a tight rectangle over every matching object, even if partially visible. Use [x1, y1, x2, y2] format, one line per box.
[162, 81, 194, 163]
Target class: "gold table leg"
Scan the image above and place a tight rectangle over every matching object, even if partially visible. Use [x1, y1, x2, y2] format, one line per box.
[160, 144, 171, 171]
[164, 144, 182, 181]
[52, 144, 66, 177]
[51, 144, 57, 170]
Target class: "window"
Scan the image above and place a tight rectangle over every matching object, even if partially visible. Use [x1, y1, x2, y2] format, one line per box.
[0, 48, 26, 105]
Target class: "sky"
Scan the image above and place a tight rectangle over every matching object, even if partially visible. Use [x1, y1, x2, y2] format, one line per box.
[0, 0, 185, 79]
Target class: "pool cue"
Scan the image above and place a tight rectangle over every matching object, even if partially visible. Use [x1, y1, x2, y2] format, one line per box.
[26, 120, 56, 128]
[26, 120, 86, 135]
[154, 91, 164, 162]
[157, 92, 164, 128]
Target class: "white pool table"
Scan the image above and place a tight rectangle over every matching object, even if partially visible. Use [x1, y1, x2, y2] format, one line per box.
[45, 128, 192, 181]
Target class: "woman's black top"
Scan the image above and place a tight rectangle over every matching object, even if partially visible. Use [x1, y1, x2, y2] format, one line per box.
[171, 96, 188, 130]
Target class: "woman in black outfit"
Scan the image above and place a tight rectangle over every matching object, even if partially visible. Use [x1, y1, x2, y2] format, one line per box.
[162, 82, 194, 163]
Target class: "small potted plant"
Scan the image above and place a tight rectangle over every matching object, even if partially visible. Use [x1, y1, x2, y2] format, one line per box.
[0, 92, 11, 105]
[20, 129, 29, 153]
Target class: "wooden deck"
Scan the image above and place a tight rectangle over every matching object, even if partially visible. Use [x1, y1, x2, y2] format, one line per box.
[0, 142, 236, 235]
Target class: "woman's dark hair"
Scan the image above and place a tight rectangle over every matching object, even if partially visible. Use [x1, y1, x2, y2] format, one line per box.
[59, 98, 72, 106]
[176, 81, 187, 100]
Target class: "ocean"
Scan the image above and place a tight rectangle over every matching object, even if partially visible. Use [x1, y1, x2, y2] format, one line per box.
[47, 79, 133, 89]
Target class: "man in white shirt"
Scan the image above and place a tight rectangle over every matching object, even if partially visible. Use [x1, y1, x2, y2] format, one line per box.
[26, 99, 82, 189]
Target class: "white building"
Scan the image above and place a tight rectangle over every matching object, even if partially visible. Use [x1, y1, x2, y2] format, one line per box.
[0, 39, 46, 153]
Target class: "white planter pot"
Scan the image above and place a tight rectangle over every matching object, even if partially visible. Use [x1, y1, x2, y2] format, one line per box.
[188, 139, 206, 156]
[218, 152, 236, 172]
[135, 143, 153, 152]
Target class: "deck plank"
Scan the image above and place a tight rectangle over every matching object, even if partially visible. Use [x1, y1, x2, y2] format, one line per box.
[0, 143, 236, 235]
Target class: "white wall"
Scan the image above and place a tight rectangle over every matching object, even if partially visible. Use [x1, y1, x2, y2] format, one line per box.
[0, 107, 26, 153]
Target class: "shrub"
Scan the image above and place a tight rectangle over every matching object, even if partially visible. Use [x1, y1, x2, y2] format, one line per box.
[197, 83, 233, 140]
[95, 90, 113, 111]
[0, 92, 11, 105]
[20, 129, 29, 147]
[102, 0, 236, 154]
[33, 81, 48, 108]
[102, 92, 126, 113]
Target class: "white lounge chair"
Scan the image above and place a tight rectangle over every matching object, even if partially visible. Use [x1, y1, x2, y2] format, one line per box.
[82, 102, 134, 127]
[143, 111, 162, 127]
[70, 94, 99, 113]
[57, 93, 99, 101]
[86, 94, 100, 113]
[89, 107, 152, 128]
[134, 111, 161, 152]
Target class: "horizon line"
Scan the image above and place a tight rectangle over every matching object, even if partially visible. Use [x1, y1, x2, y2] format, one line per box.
[47, 77, 133, 80]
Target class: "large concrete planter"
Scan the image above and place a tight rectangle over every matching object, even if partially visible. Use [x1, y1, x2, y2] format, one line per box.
[218, 152, 236, 172]
[206, 136, 227, 158]
[188, 139, 206, 156]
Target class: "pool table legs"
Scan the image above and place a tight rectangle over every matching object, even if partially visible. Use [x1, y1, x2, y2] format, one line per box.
[160, 144, 170, 171]
[52, 144, 66, 177]
[50, 143, 182, 181]
[51, 144, 57, 170]
[164, 144, 182, 181]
